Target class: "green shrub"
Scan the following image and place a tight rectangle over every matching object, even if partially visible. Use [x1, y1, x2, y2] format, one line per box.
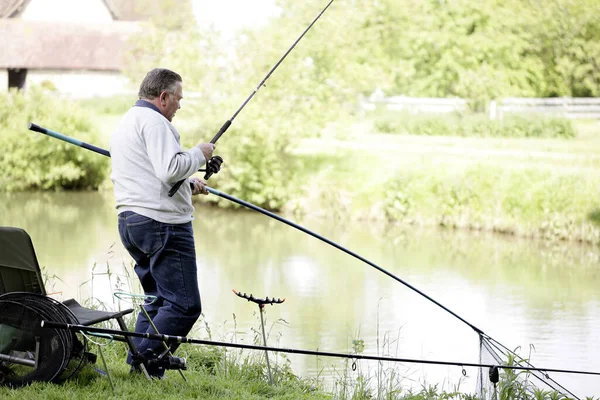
[382, 163, 600, 242]
[0, 87, 109, 191]
[196, 116, 298, 211]
[373, 111, 576, 139]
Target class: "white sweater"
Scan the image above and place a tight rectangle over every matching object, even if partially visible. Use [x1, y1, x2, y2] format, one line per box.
[110, 103, 206, 224]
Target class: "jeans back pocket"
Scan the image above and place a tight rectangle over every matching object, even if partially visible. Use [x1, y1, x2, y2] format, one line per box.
[123, 212, 164, 256]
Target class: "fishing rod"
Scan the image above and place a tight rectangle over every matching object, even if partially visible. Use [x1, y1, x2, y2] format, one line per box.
[40, 320, 600, 379]
[27, 122, 198, 191]
[167, 0, 336, 197]
[26, 122, 482, 335]
[29, 123, 109, 157]
[27, 125, 581, 396]
[208, 186, 488, 331]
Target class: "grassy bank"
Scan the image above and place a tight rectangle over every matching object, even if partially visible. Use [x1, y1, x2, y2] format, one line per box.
[0, 344, 328, 400]
[289, 119, 600, 244]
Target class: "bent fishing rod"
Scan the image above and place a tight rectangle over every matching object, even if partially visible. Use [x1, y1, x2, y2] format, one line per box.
[40, 320, 600, 379]
[27, 122, 483, 335]
[27, 124, 580, 396]
[167, 0, 336, 197]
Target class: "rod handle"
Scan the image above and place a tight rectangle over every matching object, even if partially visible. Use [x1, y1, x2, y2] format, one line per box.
[167, 180, 196, 197]
[41, 320, 65, 329]
[210, 120, 231, 144]
[168, 180, 185, 197]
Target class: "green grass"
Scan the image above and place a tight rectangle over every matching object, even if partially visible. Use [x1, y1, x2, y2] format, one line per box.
[370, 110, 577, 139]
[289, 120, 600, 244]
[0, 340, 329, 400]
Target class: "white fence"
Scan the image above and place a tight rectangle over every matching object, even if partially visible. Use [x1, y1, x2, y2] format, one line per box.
[364, 95, 600, 120]
[362, 95, 468, 114]
[493, 97, 600, 120]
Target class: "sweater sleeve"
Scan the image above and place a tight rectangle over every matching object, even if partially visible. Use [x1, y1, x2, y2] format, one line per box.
[144, 121, 206, 184]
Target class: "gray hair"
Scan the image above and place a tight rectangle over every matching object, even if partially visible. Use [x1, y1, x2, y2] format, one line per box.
[138, 68, 182, 100]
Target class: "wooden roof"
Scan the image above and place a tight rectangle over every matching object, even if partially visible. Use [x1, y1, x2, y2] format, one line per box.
[0, 0, 30, 18]
[0, 19, 139, 70]
[0, 0, 161, 21]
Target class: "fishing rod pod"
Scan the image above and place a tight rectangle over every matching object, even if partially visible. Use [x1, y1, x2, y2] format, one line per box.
[232, 289, 285, 385]
[232, 289, 285, 308]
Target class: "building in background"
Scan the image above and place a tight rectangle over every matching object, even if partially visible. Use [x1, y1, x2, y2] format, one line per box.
[0, 0, 156, 97]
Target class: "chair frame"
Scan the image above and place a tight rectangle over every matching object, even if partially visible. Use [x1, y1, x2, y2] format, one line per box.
[0, 226, 149, 380]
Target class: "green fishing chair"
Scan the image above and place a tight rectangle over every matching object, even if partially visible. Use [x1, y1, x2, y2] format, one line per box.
[0, 226, 143, 381]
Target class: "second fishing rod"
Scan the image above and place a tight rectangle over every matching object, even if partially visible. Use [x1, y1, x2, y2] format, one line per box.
[167, 0, 336, 197]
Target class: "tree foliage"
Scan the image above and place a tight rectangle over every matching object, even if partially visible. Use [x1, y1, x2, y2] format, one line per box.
[267, 0, 600, 104]
[126, 0, 600, 112]
[0, 88, 108, 191]
[121, 0, 600, 207]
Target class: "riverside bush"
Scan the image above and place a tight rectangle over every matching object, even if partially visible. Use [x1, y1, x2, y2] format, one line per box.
[374, 112, 576, 139]
[197, 116, 297, 212]
[382, 163, 600, 243]
[0, 88, 108, 191]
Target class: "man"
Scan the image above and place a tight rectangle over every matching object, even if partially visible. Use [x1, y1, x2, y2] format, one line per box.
[110, 68, 214, 377]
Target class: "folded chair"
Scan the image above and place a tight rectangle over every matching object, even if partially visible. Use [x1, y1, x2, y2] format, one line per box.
[0, 226, 147, 382]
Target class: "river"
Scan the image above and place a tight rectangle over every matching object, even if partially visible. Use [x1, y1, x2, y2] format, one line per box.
[1, 191, 599, 397]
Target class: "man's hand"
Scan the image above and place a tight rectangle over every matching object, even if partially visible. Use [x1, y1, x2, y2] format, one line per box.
[190, 177, 209, 195]
[198, 143, 215, 162]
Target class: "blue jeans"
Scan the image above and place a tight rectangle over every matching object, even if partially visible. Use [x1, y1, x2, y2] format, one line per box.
[117, 211, 201, 376]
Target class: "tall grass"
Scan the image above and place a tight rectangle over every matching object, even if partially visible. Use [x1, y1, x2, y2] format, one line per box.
[381, 163, 600, 243]
[370, 110, 576, 139]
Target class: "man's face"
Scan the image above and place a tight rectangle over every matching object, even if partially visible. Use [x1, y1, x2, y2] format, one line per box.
[162, 81, 183, 122]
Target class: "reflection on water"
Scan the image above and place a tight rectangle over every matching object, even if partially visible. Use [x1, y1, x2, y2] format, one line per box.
[1, 192, 599, 397]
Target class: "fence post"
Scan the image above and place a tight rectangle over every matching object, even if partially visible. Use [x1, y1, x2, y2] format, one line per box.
[489, 100, 497, 120]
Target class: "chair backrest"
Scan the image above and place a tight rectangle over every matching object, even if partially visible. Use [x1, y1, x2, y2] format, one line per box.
[0, 226, 46, 296]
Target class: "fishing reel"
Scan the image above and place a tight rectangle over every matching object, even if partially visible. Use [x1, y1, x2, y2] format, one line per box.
[134, 348, 187, 372]
[203, 155, 224, 180]
[170, 155, 224, 197]
[147, 353, 187, 371]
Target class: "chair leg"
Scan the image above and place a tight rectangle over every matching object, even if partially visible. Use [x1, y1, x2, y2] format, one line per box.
[97, 345, 115, 393]
[116, 316, 151, 380]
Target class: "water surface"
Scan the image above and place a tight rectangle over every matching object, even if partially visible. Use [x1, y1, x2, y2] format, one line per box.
[1, 191, 599, 397]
